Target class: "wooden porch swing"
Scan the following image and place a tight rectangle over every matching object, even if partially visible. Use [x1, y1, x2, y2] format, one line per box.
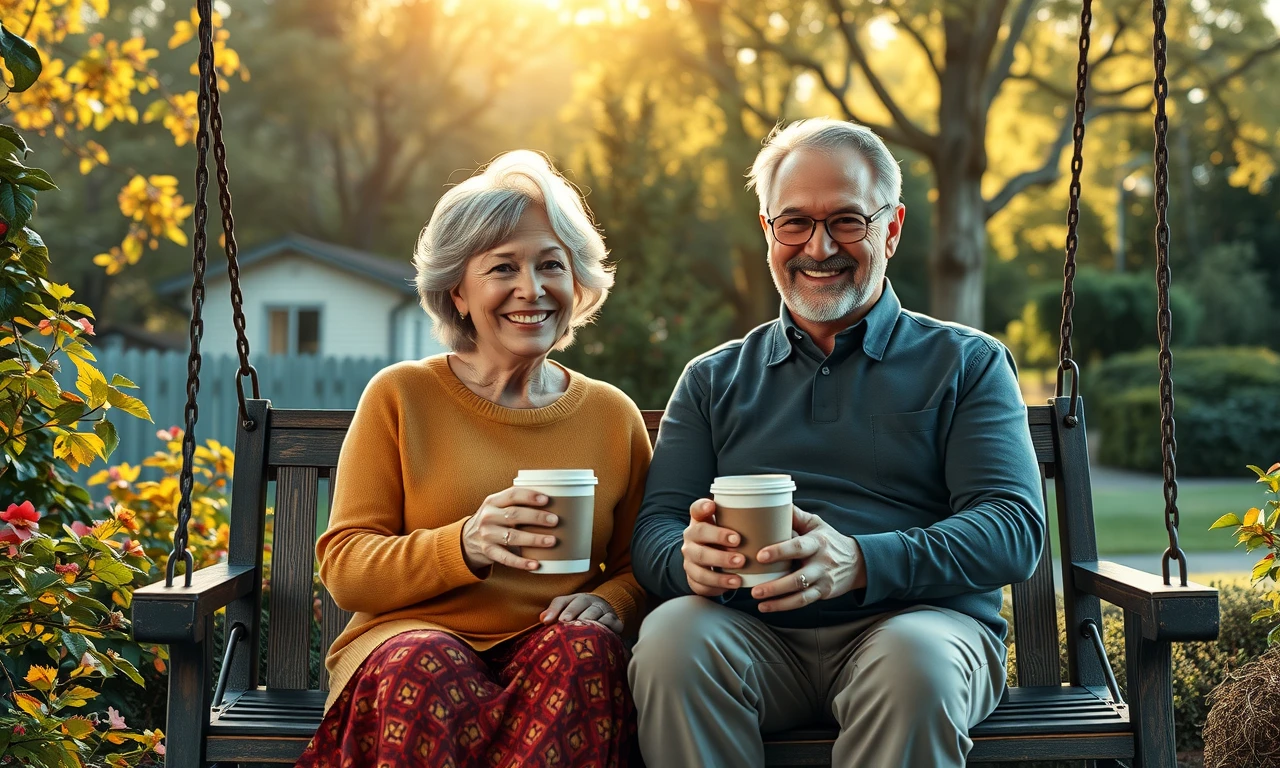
[131, 0, 1220, 765]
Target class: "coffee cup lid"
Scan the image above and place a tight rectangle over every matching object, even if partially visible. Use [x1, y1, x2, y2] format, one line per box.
[709, 474, 796, 494]
[514, 469, 598, 485]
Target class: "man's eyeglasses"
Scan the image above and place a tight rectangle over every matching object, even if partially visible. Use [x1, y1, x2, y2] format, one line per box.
[766, 203, 893, 247]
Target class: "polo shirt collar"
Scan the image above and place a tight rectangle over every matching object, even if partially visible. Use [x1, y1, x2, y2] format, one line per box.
[766, 278, 901, 366]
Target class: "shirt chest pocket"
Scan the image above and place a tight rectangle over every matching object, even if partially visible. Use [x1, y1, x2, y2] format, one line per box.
[871, 407, 943, 490]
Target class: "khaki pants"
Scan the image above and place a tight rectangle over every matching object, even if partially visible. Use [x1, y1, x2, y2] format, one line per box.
[628, 596, 1006, 768]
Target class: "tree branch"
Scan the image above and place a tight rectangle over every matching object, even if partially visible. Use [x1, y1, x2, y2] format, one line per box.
[983, 0, 1039, 108]
[825, 0, 936, 155]
[1206, 38, 1280, 91]
[984, 101, 1152, 219]
[887, 0, 941, 78]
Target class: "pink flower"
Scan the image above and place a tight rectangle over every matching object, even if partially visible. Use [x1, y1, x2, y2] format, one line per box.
[0, 528, 18, 557]
[77, 318, 94, 335]
[55, 563, 80, 576]
[107, 706, 127, 730]
[155, 743, 165, 756]
[120, 538, 144, 558]
[36, 319, 53, 335]
[2, 501, 40, 541]
[70, 521, 93, 537]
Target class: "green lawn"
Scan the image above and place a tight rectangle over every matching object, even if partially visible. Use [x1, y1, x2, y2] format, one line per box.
[1048, 479, 1263, 556]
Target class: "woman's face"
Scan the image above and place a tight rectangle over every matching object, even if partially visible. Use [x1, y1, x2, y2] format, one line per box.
[451, 206, 576, 364]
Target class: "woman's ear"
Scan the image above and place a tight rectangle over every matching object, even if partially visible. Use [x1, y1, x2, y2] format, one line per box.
[450, 284, 468, 319]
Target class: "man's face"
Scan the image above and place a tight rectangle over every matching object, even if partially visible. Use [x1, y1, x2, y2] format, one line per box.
[760, 146, 903, 325]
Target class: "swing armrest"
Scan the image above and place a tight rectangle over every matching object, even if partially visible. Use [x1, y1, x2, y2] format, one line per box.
[131, 563, 258, 643]
[1071, 560, 1219, 642]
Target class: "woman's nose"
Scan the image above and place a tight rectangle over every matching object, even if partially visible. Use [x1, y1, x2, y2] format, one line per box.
[516, 269, 546, 300]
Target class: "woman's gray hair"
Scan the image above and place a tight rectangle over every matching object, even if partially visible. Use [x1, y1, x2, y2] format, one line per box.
[747, 118, 902, 214]
[414, 150, 614, 352]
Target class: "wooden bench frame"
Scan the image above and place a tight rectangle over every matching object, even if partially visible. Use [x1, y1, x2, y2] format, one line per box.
[134, 396, 1219, 767]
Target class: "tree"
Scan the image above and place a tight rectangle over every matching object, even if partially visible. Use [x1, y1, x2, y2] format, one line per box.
[677, 0, 1280, 328]
[239, 0, 560, 252]
[0, 0, 247, 276]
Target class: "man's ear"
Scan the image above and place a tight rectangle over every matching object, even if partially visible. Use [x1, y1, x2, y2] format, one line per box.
[883, 204, 906, 262]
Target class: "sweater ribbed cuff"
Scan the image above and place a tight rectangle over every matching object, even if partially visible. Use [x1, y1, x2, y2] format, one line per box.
[592, 578, 640, 629]
[432, 516, 489, 587]
[851, 531, 909, 606]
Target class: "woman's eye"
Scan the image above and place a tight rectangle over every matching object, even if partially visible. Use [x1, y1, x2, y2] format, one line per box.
[490, 264, 516, 274]
[542, 260, 566, 271]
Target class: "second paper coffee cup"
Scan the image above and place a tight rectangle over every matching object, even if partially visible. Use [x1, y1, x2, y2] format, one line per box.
[513, 469, 597, 574]
[710, 474, 796, 587]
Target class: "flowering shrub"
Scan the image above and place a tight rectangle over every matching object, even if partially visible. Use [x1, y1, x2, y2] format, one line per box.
[89, 426, 232, 570]
[0, 502, 164, 767]
[1211, 462, 1280, 643]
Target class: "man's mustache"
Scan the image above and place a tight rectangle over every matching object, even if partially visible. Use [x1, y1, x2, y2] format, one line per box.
[787, 255, 858, 275]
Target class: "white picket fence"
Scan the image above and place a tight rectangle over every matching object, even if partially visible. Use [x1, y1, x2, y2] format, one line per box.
[53, 349, 389, 483]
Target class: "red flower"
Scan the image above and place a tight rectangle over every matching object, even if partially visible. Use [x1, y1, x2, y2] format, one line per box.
[55, 563, 81, 576]
[11, 724, 23, 736]
[2, 501, 40, 541]
[120, 538, 144, 558]
[77, 317, 95, 335]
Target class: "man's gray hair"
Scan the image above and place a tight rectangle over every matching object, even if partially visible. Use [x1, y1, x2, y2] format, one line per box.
[747, 118, 902, 214]
[413, 150, 614, 352]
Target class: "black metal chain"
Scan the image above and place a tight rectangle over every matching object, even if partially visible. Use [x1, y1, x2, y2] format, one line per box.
[1055, 0, 1092, 430]
[166, 0, 216, 587]
[1152, 0, 1186, 586]
[205, 32, 258, 430]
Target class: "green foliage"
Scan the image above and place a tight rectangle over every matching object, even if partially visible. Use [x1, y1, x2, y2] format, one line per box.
[0, 507, 165, 768]
[1209, 463, 1280, 644]
[1088, 347, 1280, 475]
[0, 22, 165, 767]
[1182, 241, 1278, 348]
[554, 81, 733, 408]
[1032, 267, 1202, 366]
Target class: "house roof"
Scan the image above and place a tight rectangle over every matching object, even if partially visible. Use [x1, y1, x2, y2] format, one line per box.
[156, 233, 417, 297]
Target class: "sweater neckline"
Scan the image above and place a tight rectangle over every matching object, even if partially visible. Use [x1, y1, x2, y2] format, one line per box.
[429, 355, 588, 426]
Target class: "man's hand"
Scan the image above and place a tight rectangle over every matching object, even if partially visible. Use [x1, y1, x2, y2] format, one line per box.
[751, 505, 867, 612]
[681, 498, 747, 597]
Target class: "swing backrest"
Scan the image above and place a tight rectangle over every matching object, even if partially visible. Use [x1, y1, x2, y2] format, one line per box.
[218, 397, 1105, 697]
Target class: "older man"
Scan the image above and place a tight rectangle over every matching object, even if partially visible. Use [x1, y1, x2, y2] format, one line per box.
[629, 118, 1045, 767]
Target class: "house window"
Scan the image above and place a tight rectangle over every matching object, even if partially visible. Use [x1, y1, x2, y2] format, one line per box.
[266, 307, 322, 355]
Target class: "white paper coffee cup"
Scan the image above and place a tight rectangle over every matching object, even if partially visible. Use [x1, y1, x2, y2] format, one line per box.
[513, 469, 597, 574]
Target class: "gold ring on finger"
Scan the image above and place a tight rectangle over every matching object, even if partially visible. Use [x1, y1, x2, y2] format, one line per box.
[503, 530, 511, 546]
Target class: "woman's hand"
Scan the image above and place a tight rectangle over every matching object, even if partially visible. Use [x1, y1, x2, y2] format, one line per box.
[541, 593, 623, 634]
[461, 487, 559, 571]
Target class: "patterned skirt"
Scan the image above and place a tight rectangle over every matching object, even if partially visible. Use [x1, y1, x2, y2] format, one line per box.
[295, 621, 635, 768]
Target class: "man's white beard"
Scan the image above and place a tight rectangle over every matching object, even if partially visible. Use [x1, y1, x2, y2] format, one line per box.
[775, 255, 886, 324]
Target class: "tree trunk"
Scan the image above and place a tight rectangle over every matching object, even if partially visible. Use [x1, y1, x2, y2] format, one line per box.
[691, 0, 778, 334]
[930, 17, 989, 329]
[929, 170, 987, 328]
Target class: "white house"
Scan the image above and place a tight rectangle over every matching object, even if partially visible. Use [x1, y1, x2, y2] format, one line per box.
[157, 234, 445, 361]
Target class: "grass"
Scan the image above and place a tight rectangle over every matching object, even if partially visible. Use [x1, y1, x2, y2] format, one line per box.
[1048, 478, 1264, 556]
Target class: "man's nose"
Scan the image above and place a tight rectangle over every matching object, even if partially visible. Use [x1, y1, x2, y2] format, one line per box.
[804, 223, 839, 260]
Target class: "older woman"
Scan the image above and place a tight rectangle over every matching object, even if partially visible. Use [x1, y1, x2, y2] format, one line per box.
[295, 151, 650, 768]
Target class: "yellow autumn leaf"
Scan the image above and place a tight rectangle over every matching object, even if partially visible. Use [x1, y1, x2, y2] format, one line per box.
[24, 664, 59, 691]
[62, 716, 96, 739]
[1245, 508, 1262, 527]
[15, 692, 45, 716]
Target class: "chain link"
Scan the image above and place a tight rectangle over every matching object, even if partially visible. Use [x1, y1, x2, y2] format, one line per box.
[166, 0, 215, 587]
[206, 34, 258, 430]
[1055, 0, 1092, 428]
[1152, 0, 1187, 586]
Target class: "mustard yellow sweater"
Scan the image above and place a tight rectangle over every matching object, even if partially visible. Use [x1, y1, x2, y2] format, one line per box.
[317, 355, 651, 708]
